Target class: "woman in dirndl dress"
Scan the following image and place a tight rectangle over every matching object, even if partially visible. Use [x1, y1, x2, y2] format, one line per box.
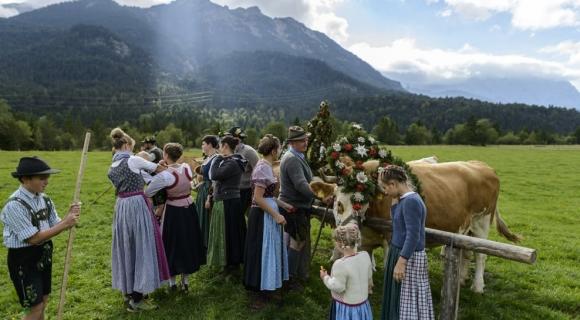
[379, 165, 434, 320]
[145, 143, 206, 292]
[206, 135, 247, 270]
[243, 134, 290, 309]
[320, 224, 373, 320]
[194, 135, 219, 250]
[107, 128, 170, 312]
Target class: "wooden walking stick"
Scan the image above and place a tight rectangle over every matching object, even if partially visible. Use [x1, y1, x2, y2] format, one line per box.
[311, 205, 329, 262]
[57, 132, 91, 320]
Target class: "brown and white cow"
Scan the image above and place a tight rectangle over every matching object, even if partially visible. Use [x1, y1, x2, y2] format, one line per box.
[182, 156, 204, 188]
[311, 159, 520, 293]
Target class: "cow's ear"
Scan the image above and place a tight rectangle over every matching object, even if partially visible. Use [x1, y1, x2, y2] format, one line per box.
[310, 181, 336, 199]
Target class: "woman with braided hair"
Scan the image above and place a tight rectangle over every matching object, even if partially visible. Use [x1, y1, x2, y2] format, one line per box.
[320, 224, 373, 320]
[379, 165, 434, 320]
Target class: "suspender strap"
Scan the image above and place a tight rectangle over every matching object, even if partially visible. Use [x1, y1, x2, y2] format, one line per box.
[6, 197, 52, 230]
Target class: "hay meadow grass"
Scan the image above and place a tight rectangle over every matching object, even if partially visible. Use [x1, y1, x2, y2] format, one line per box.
[0, 146, 578, 319]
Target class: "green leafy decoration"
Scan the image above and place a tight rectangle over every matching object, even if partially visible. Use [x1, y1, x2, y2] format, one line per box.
[326, 123, 422, 211]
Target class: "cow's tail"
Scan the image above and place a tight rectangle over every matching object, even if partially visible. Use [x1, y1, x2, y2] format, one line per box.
[494, 203, 522, 243]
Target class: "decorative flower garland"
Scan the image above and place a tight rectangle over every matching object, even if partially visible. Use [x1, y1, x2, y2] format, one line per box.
[326, 123, 421, 212]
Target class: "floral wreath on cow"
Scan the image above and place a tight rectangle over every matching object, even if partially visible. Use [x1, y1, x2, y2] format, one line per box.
[326, 123, 422, 212]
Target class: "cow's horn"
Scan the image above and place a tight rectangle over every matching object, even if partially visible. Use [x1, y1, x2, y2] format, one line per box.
[318, 168, 337, 183]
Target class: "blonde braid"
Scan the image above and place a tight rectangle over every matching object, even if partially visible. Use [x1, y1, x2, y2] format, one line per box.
[333, 224, 361, 250]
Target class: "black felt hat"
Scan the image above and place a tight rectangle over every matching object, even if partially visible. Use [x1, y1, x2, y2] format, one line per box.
[228, 126, 247, 139]
[11, 156, 60, 178]
[142, 136, 156, 144]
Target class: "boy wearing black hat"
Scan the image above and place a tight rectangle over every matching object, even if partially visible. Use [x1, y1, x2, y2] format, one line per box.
[141, 136, 163, 164]
[1, 156, 81, 319]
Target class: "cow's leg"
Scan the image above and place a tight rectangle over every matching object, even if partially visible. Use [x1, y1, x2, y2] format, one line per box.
[382, 238, 390, 268]
[469, 213, 492, 293]
[359, 241, 376, 269]
[359, 231, 381, 271]
[472, 251, 487, 293]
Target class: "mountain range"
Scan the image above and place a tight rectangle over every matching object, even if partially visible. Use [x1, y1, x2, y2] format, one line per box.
[391, 74, 580, 110]
[1, 0, 580, 133]
[3, 0, 402, 93]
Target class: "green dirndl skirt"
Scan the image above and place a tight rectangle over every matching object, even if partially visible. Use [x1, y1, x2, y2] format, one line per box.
[207, 200, 226, 267]
[381, 245, 402, 320]
[195, 181, 211, 249]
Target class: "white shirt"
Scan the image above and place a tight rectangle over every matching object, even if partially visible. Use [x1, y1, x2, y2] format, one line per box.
[1, 186, 61, 248]
[145, 164, 193, 197]
[323, 251, 373, 304]
[111, 155, 157, 183]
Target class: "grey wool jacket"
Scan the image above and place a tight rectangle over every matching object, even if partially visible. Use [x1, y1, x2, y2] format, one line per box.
[278, 149, 315, 209]
[236, 143, 259, 190]
[210, 154, 248, 201]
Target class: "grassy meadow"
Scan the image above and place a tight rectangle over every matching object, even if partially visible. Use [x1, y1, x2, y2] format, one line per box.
[0, 146, 579, 319]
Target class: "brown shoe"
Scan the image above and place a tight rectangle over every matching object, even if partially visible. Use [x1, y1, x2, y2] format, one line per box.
[248, 293, 268, 310]
[284, 279, 304, 292]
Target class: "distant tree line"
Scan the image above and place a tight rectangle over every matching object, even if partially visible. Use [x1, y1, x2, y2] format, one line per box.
[371, 116, 580, 146]
[2, 99, 580, 151]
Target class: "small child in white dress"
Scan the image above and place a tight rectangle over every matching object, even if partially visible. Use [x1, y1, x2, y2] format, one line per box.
[320, 224, 373, 320]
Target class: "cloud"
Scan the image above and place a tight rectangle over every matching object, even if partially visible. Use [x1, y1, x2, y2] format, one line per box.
[442, 0, 511, 21]
[440, 0, 580, 31]
[511, 0, 580, 30]
[213, 0, 349, 43]
[0, 0, 172, 16]
[438, 9, 452, 17]
[114, 0, 171, 7]
[349, 38, 580, 89]
[489, 24, 501, 32]
[0, 5, 19, 17]
[540, 40, 580, 66]
[0, 0, 79, 17]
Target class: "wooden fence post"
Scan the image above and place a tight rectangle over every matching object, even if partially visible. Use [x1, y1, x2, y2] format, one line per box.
[440, 245, 462, 320]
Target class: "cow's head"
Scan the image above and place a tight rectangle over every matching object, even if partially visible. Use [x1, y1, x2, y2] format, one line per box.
[182, 156, 204, 186]
[313, 159, 394, 226]
[311, 180, 370, 228]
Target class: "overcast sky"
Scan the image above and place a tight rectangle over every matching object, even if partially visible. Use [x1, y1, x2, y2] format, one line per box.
[2, 0, 580, 89]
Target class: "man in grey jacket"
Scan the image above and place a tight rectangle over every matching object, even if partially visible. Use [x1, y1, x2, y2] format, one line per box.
[278, 126, 316, 290]
[228, 127, 259, 217]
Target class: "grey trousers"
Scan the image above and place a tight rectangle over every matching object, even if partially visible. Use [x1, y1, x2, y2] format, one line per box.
[286, 225, 311, 280]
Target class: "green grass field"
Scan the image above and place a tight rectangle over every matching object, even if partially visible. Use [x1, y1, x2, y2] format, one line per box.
[0, 146, 579, 319]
